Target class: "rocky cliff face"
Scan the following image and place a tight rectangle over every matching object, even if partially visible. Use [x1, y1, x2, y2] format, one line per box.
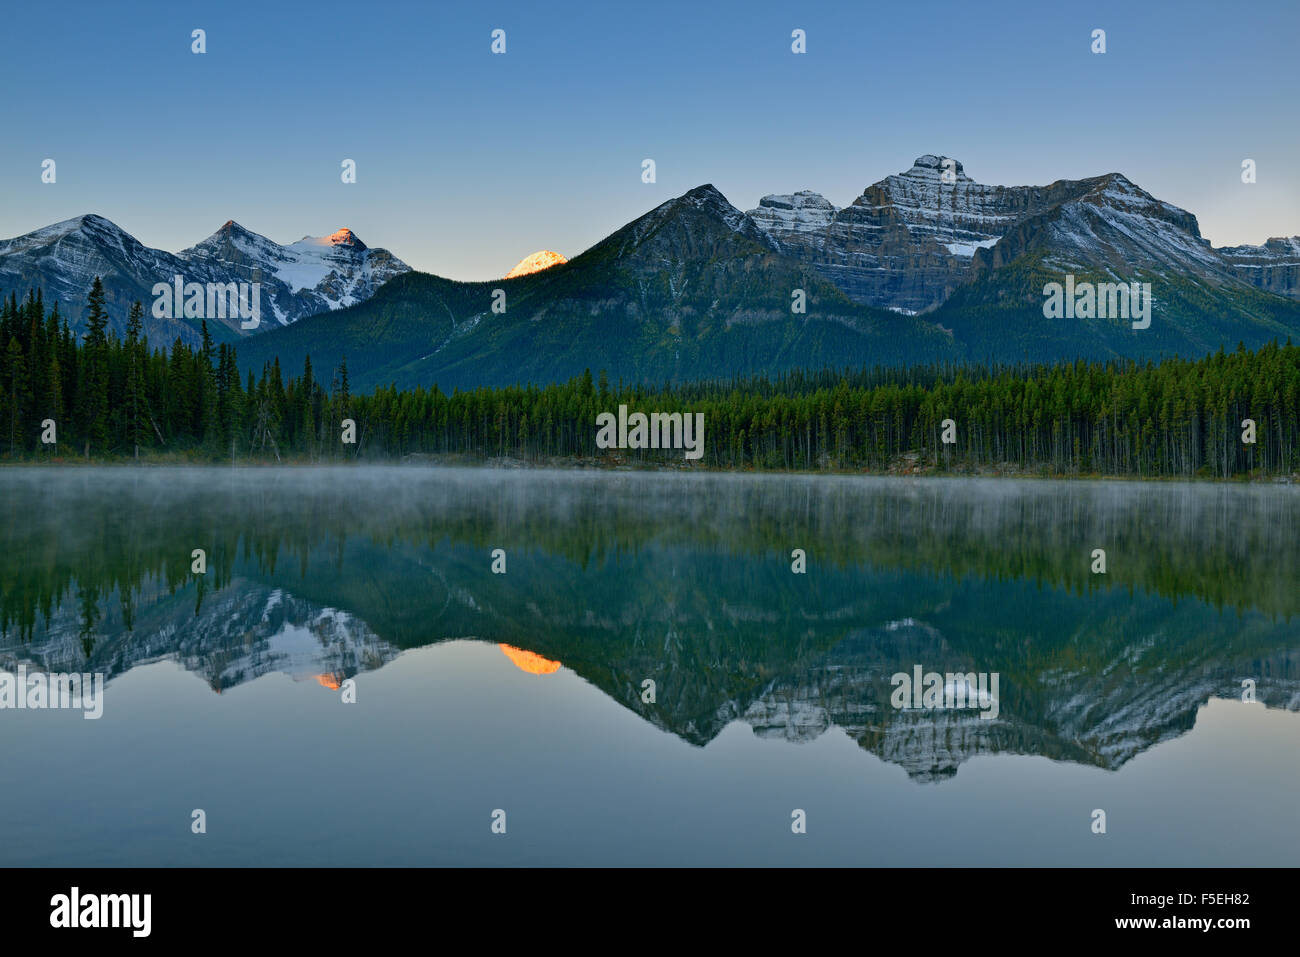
[749, 156, 1290, 314]
[746, 190, 840, 244]
[1219, 236, 1300, 299]
[748, 156, 1091, 313]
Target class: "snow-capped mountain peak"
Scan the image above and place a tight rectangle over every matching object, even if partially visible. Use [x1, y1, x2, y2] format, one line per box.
[0, 214, 412, 344]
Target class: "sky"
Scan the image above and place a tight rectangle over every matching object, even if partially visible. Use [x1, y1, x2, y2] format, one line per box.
[1, 0, 1297, 280]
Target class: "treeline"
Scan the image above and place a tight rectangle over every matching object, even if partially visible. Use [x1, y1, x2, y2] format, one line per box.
[2, 282, 1299, 476]
[0, 280, 356, 460]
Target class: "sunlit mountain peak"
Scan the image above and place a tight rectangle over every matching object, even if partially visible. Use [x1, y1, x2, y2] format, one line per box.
[504, 250, 567, 279]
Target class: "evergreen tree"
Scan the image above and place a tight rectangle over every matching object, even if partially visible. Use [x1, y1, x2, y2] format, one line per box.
[199, 320, 218, 448]
[125, 301, 146, 457]
[79, 277, 111, 455]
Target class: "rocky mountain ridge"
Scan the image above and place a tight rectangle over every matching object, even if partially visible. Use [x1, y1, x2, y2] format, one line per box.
[747, 155, 1300, 314]
[0, 214, 409, 345]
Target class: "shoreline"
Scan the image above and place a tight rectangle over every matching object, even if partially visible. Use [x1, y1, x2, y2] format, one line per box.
[2, 452, 1296, 484]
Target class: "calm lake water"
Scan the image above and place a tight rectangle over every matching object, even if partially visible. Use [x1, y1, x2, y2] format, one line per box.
[0, 466, 1297, 866]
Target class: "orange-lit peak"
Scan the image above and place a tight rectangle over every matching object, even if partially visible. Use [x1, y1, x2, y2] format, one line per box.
[504, 250, 567, 279]
[499, 643, 561, 675]
[315, 673, 342, 690]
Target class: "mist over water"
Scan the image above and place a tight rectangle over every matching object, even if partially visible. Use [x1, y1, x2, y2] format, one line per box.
[1, 466, 1297, 865]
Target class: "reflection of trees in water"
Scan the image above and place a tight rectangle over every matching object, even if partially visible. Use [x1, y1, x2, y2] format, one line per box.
[1, 471, 1297, 651]
[77, 583, 99, 657]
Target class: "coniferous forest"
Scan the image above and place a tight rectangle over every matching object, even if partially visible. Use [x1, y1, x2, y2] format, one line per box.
[2, 281, 1299, 477]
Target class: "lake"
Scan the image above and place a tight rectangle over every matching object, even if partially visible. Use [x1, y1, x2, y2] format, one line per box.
[1, 466, 1297, 865]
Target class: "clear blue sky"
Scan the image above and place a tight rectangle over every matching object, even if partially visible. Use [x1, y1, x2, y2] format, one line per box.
[2, 0, 1296, 279]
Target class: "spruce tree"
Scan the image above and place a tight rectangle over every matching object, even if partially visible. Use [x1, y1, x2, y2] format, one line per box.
[199, 320, 218, 449]
[125, 301, 145, 457]
[80, 277, 111, 455]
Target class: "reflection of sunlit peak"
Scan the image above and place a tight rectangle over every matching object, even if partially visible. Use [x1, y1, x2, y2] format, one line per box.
[315, 673, 342, 690]
[499, 644, 561, 675]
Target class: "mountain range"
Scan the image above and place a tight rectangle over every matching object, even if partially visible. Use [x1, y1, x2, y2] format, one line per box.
[747, 155, 1299, 312]
[4, 154, 1299, 387]
[242, 184, 956, 389]
[0, 214, 409, 346]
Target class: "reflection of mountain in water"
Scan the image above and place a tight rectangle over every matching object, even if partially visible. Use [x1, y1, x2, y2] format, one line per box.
[726, 621, 1300, 782]
[1, 579, 397, 694]
[1, 468, 1297, 782]
[5, 554, 1297, 783]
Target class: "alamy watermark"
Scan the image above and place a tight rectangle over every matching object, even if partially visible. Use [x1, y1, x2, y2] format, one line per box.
[596, 405, 704, 460]
[890, 665, 999, 720]
[0, 665, 104, 719]
[1043, 276, 1151, 329]
[152, 275, 260, 329]
[50, 887, 150, 937]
